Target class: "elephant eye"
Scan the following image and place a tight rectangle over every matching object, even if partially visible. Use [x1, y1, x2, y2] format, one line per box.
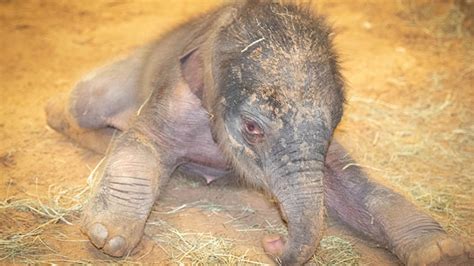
[242, 118, 264, 144]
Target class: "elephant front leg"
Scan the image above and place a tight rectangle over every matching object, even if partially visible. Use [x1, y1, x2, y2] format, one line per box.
[81, 129, 169, 257]
[324, 140, 472, 265]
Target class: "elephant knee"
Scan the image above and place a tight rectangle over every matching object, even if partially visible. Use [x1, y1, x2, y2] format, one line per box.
[69, 79, 108, 129]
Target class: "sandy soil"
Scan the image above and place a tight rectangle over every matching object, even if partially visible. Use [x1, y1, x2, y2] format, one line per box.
[1, 0, 472, 264]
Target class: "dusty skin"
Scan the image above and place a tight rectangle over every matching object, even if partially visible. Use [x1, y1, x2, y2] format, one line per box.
[1, 1, 473, 265]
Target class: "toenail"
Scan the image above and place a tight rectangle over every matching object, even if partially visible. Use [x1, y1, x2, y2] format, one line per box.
[89, 223, 108, 247]
[107, 235, 126, 254]
[439, 238, 463, 257]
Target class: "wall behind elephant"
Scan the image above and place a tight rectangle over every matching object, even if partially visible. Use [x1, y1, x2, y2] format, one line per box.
[0, 0, 472, 264]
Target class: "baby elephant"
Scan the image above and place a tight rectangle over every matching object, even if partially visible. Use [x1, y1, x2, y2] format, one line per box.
[45, 1, 472, 265]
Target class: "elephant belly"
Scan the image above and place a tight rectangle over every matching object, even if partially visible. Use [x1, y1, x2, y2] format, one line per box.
[179, 162, 231, 183]
[162, 81, 231, 183]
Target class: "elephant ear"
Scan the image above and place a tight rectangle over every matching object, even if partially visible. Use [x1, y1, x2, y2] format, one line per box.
[180, 48, 204, 100]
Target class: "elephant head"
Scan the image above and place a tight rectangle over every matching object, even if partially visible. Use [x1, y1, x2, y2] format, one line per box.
[204, 3, 345, 264]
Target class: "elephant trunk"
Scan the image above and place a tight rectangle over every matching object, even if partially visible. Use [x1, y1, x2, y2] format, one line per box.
[271, 158, 325, 265]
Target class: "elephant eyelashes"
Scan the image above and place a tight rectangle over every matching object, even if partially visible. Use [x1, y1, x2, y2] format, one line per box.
[242, 118, 264, 145]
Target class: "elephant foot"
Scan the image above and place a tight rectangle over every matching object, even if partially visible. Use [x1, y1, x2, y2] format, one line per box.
[45, 93, 72, 133]
[404, 233, 473, 266]
[81, 196, 147, 257]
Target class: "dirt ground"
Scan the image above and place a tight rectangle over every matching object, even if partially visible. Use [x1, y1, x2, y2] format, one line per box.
[0, 0, 472, 265]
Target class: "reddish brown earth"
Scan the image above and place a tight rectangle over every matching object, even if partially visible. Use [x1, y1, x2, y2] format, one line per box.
[1, 1, 472, 264]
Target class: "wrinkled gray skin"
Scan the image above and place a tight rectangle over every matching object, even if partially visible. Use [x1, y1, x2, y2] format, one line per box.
[45, 1, 472, 265]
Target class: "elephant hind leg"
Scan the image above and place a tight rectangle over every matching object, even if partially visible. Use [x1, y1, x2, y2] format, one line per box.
[68, 47, 149, 130]
[324, 140, 473, 265]
[45, 47, 149, 153]
[45, 92, 115, 154]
